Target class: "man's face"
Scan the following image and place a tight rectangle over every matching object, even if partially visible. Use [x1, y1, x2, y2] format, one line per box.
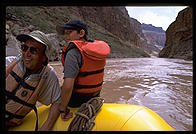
[21, 39, 47, 72]
[64, 29, 84, 43]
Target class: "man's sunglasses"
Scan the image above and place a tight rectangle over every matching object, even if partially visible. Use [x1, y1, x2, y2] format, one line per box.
[21, 44, 38, 54]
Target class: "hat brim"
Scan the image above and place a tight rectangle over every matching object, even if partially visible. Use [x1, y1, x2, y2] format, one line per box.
[56, 25, 77, 35]
[16, 34, 32, 42]
[16, 34, 46, 46]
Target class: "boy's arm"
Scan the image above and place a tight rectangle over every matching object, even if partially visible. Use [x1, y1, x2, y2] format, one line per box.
[59, 78, 75, 120]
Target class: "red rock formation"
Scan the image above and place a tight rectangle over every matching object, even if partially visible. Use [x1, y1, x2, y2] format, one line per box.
[130, 18, 166, 55]
[143, 31, 165, 48]
[129, 18, 152, 54]
[78, 7, 137, 42]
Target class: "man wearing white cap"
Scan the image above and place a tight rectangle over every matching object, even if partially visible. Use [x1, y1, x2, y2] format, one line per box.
[5, 30, 62, 131]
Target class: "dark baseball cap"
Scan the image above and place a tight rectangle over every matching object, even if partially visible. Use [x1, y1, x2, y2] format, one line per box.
[56, 19, 88, 35]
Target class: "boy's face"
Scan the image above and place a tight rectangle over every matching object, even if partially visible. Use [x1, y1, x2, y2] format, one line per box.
[64, 29, 85, 43]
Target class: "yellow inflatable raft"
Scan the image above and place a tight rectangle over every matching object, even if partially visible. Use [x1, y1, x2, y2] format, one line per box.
[9, 103, 175, 131]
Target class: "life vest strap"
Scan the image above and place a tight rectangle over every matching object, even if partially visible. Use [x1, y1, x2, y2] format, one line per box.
[5, 110, 24, 120]
[78, 68, 104, 77]
[4, 90, 38, 131]
[61, 43, 77, 66]
[10, 71, 36, 91]
[5, 90, 35, 108]
[74, 81, 103, 89]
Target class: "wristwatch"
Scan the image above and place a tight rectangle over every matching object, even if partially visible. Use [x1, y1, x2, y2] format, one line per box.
[58, 108, 66, 113]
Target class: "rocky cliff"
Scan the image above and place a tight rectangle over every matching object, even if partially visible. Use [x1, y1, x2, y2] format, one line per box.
[141, 24, 166, 47]
[129, 18, 152, 54]
[141, 24, 165, 34]
[142, 24, 166, 55]
[6, 6, 150, 60]
[130, 19, 166, 55]
[159, 7, 192, 60]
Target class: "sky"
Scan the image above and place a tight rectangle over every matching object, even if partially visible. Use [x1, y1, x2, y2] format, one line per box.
[126, 6, 187, 31]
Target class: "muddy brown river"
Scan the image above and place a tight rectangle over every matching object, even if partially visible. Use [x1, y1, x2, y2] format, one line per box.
[49, 57, 193, 131]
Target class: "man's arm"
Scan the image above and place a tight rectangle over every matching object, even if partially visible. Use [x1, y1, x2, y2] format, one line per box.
[37, 69, 62, 131]
[38, 102, 60, 131]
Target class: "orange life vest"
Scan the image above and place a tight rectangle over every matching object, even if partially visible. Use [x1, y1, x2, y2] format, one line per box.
[5, 59, 51, 130]
[61, 40, 110, 93]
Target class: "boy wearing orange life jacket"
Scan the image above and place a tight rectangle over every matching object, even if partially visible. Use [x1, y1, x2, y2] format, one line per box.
[56, 20, 110, 120]
[5, 31, 62, 131]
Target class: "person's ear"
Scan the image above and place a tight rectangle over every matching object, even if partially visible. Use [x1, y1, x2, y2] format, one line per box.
[42, 53, 47, 63]
[79, 29, 85, 38]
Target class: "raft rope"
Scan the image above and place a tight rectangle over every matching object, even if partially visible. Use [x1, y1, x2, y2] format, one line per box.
[68, 97, 104, 131]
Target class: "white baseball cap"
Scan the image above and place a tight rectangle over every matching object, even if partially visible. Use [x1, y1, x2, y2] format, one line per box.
[16, 30, 52, 59]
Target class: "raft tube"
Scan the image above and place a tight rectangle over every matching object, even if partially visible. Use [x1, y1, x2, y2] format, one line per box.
[9, 103, 175, 131]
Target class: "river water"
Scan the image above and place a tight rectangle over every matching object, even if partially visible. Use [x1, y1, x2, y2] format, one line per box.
[100, 58, 193, 131]
[50, 57, 193, 131]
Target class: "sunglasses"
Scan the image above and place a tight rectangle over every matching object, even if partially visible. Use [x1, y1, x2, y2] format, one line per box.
[21, 44, 38, 54]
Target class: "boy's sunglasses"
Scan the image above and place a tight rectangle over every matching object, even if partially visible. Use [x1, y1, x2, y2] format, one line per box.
[21, 44, 38, 54]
